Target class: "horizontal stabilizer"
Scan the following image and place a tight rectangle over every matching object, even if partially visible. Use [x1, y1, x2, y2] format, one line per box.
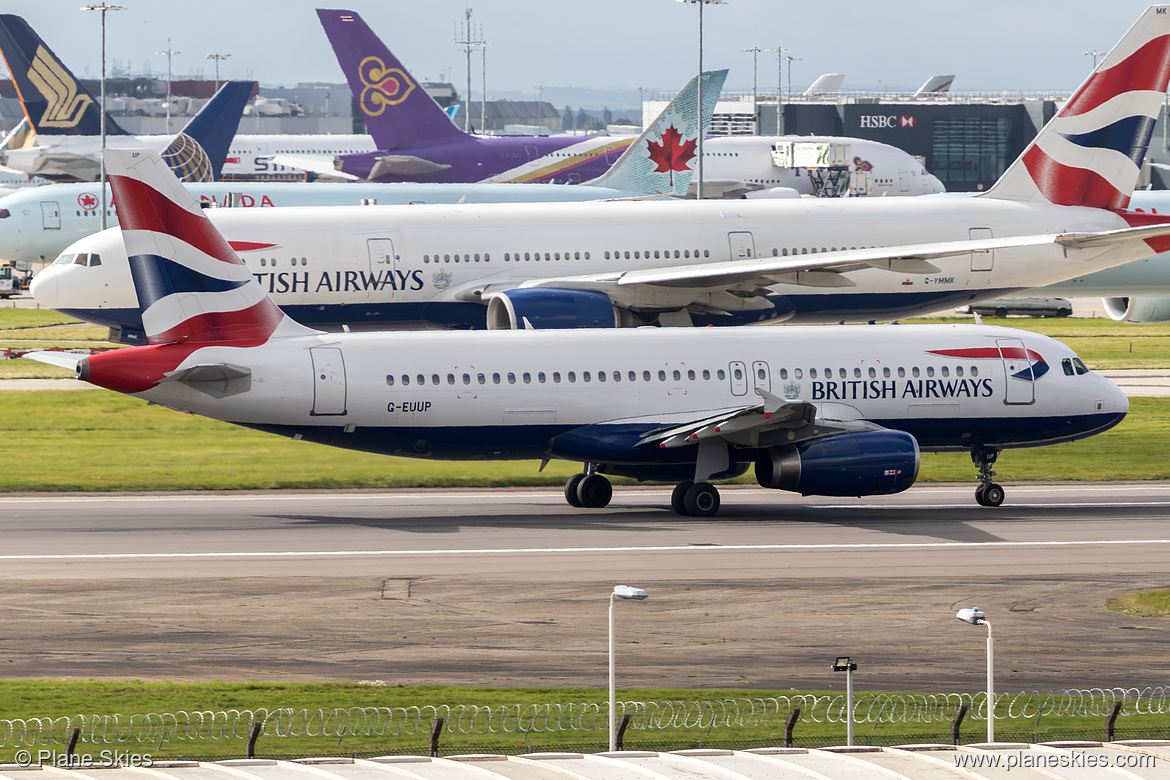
[367, 155, 453, 179]
[164, 363, 251, 398]
[22, 350, 83, 370]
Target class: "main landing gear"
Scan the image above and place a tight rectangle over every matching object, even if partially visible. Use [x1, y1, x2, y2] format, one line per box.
[564, 468, 612, 509]
[972, 447, 1005, 507]
[670, 481, 720, 517]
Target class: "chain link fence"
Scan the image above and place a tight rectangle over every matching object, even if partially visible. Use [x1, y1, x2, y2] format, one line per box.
[2, 687, 1168, 751]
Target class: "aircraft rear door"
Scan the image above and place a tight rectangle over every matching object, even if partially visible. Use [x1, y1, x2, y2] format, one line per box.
[728, 232, 755, 260]
[970, 227, 994, 272]
[367, 238, 395, 297]
[41, 201, 60, 230]
[310, 346, 348, 416]
[997, 338, 1035, 405]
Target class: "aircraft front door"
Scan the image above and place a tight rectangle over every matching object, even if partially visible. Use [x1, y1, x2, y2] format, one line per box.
[41, 201, 60, 230]
[970, 227, 994, 272]
[899, 171, 909, 192]
[728, 232, 755, 260]
[997, 338, 1035, 405]
[310, 346, 348, 416]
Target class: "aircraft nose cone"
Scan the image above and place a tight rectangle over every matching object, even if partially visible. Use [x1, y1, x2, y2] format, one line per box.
[924, 173, 946, 194]
[29, 267, 58, 309]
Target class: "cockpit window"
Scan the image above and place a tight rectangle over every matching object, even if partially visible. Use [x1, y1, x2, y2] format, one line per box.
[1073, 357, 1090, 375]
[53, 254, 75, 265]
[0, 209, 9, 219]
[1062, 358, 1074, 376]
[73, 253, 88, 266]
[1062, 357, 1091, 376]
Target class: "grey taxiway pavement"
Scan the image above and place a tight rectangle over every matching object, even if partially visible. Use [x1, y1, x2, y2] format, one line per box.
[2, 483, 1169, 691]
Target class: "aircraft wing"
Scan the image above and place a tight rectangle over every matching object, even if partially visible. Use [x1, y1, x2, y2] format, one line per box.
[367, 155, 452, 179]
[637, 388, 882, 450]
[510, 225, 1170, 309]
[22, 151, 100, 180]
[270, 154, 359, 181]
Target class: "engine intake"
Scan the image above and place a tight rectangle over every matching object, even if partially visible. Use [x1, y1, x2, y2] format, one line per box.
[1102, 296, 1170, 324]
[486, 288, 636, 330]
[755, 430, 920, 497]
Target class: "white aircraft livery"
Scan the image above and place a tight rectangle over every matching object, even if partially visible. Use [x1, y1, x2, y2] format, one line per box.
[30, 6, 1170, 344]
[28, 149, 1129, 514]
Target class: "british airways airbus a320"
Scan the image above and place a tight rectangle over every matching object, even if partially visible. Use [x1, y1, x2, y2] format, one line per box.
[28, 149, 1129, 515]
[34, 6, 1170, 343]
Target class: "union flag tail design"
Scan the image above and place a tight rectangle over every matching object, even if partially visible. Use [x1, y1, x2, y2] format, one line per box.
[105, 149, 316, 346]
[985, 5, 1170, 210]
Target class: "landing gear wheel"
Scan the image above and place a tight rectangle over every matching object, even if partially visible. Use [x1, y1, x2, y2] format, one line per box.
[683, 482, 720, 517]
[983, 483, 1005, 507]
[671, 482, 693, 515]
[971, 447, 1002, 508]
[577, 474, 612, 508]
[564, 473, 585, 508]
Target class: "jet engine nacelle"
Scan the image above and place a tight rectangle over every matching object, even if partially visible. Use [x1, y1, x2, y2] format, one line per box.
[754, 430, 920, 497]
[1102, 296, 1170, 324]
[486, 288, 637, 330]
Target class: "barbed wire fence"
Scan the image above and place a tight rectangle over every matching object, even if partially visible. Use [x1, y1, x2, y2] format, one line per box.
[1, 687, 1168, 750]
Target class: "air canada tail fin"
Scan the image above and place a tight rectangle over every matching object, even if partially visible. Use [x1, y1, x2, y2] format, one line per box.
[587, 69, 728, 196]
[984, 5, 1170, 210]
[161, 81, 254, 182]
[105, 149, 316, 346]
[317, 8, 466, 150]
[0, 14, 128, 137]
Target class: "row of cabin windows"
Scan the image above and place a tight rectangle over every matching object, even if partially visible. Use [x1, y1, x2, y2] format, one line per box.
[389, 367, 731, 387]
[503, 252, 591, 262]
[606, 249, 710, 260]
[771, 245, 871, 256]
[386, 363, 985, 388]
[256, 257, 308, 267]
[778, 364, 979, 380]
[424, 253, 491, 263]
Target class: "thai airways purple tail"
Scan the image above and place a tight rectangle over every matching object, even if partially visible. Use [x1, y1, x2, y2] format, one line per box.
[317, 8, 466, 151]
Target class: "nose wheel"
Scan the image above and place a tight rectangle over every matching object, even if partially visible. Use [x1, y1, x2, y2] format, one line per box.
[972, 448, 1004, 507]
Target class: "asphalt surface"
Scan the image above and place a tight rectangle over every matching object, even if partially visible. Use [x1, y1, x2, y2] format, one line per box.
[2, 483, 1169, 692]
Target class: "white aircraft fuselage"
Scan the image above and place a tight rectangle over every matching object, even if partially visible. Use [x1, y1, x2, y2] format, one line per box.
[35, 194, 1159, 340]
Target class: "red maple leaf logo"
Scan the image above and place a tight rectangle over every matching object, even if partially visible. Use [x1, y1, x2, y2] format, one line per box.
[646, 125, 697, 186]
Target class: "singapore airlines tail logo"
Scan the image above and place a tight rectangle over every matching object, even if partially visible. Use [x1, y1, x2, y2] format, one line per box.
[27, 45, 92, 128]
[358, 56, 416, 116]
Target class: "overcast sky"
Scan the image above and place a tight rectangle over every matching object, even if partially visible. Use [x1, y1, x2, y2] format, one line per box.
[2, 1, 1165, 103]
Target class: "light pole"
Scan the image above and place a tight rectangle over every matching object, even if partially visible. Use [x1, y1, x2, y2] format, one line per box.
[785, 54, 803, 102]
[155, 38, 180, 134]
[81, 3, 126, 231]
[1085, 49, 1106, 69]
[676, 0, 726, 200]
[206, 52, 230, 91]
[764, 47, 786, 134]
[609, 585, 648, 752]
[956, 607, 994, 743]
[832, 657, 857, 746]
[741, 47, 762, 130]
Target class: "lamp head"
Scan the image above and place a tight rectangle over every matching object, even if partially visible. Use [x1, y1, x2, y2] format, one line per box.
[831, 656, 857, 672]
[956, 607, 986, 625]
[613, 585, 649, 600]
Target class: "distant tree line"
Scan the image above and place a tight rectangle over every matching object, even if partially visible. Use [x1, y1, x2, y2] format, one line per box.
[562, 105, 633, 132]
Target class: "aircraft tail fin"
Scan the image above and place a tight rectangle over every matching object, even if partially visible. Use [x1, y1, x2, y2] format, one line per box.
[0, 14, 128, 137]
[587, 69, 728, 196]
[913, 74, 954, 97]
[317, 8, 466, 150]
[161, 81, 255, 182]
[983, 5, 1170, 210]
[804, 73, 844, 96]
[104, 149, 316, 346]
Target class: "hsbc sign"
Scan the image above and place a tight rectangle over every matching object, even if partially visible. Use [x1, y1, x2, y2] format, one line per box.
[859, 115, 917, 129]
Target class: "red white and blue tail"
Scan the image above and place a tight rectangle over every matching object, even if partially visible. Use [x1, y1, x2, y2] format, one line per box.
[985, 5, 1170, 209]
[105, 149, 316, 346]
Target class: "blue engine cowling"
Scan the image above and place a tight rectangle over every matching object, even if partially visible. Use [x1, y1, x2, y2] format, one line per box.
[754, 430, 920, 497]
[486, 288, 635, 329]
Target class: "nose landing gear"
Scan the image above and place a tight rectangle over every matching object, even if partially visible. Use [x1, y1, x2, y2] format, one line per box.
[972, 447, 1004, 507]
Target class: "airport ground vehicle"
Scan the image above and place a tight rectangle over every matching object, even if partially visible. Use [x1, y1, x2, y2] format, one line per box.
[959, 298, 1073, 318]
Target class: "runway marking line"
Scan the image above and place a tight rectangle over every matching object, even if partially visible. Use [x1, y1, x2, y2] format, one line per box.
[4, 539, 1170, 561]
